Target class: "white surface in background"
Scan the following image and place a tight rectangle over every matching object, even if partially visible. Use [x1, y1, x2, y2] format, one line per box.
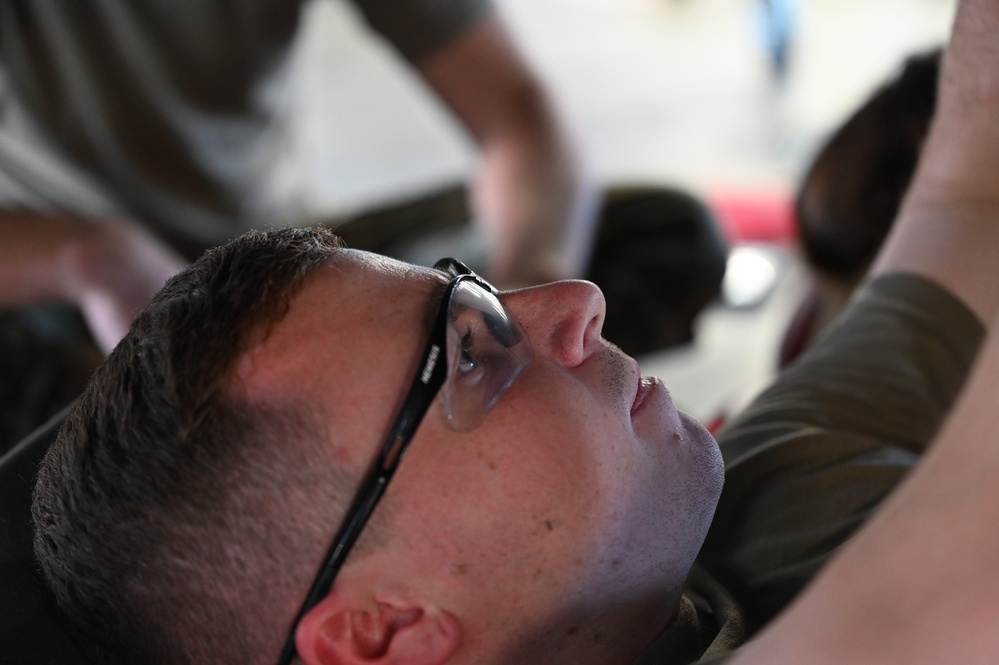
[722, 245, 781, 308]
[281, 0, 955, 218]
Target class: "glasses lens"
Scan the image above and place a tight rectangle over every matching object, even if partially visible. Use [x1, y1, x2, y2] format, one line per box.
[441, 280, 533, 431]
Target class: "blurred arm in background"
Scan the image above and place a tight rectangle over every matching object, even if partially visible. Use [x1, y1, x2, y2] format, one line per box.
[418, 12, 599, 287]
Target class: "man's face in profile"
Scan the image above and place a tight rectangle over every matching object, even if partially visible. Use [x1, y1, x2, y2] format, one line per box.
[235, 249, 725, 648]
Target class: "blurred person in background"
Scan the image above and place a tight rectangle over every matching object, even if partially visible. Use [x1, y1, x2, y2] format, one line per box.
[0, 1, 730, 453]
[0, 0, 600, 448]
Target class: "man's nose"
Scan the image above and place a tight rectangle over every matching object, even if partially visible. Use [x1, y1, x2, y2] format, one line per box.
[502, 280, 606, 368]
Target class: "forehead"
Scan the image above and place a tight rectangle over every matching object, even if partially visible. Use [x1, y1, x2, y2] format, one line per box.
[232, 251, 447, 444]
[241, 249, 447, 366]
[333, 251, 450, 334]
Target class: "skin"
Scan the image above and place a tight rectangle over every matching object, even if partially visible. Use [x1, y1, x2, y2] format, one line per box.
[234, 250, 724, 665]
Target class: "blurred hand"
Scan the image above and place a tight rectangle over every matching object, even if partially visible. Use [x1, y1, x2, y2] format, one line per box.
[69, 219, 185, 353]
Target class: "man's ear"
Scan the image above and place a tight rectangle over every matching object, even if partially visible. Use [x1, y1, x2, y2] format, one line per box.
[295, 591, 461, 665]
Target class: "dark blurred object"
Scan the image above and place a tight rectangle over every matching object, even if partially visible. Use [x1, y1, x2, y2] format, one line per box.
[796, 49, 940, 285]
[0, 405, 95, 664]
[0, 306, 101, 455]
[587, 187, 728, 357]
[782, 49, 940, 367]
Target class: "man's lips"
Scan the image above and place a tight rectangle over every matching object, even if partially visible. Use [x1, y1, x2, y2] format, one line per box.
[629, 357, 652, 415]
[631, 375, 657, 415]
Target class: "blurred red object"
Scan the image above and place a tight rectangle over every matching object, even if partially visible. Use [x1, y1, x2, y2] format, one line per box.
[709, 190, 796, 244]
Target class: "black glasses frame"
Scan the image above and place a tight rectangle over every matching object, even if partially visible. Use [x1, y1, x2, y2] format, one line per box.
[275, 258, 488, 664]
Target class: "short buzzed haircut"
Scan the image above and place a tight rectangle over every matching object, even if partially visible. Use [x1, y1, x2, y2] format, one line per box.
[33, 227, 357, 664]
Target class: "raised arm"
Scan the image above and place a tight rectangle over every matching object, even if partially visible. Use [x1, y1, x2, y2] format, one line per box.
[869, 0, 999, 325]
[416, 13, 599, 287]
[731, 0, 999, 661]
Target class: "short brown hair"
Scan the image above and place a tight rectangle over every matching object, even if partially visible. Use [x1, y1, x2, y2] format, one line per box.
[33, 227, 356, 664]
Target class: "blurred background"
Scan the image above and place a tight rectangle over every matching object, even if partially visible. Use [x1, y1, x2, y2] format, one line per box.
[279, 0, 956, 422]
